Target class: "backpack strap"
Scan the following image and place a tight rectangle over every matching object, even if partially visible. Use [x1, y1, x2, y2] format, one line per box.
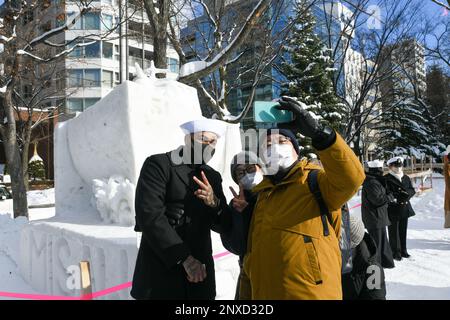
[307, 169, 331, 237]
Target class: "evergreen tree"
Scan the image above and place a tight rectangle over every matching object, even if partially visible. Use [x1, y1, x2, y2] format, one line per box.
[426, 65, 450, 146]
[279, 0, 343, 156]
[375, 95, 444, 159]
[28, 159, 45, 181]
[28, 144, 45, 181]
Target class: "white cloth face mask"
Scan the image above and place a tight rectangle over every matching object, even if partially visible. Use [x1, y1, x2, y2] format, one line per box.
[239, 171, 264, 190]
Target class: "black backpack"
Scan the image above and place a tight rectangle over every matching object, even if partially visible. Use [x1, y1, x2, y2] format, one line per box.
[307, 169, 353, 274]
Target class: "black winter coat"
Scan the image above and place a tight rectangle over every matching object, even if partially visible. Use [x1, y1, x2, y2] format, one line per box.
[131, 147, 231, 300]
[385, 173, 416, 221]
[342, 233, 387, 300]
[361, 174, 392, 230]
[220, 190, 257, 262]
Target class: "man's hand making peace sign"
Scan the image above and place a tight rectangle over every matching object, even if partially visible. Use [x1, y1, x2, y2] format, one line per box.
[229, 184, 249, 213]
[193, 171, 219, 207]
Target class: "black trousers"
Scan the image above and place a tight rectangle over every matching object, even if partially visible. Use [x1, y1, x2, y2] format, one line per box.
[367, 227, 395, 269]
[388, 218, 409, 255]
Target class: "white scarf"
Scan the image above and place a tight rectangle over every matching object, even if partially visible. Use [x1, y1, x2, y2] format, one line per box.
[389, 169, 404, 182]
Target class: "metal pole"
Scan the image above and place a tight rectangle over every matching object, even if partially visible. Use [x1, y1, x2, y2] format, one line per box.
[119, 0, 123, 83]
[125, 0, 129, 80]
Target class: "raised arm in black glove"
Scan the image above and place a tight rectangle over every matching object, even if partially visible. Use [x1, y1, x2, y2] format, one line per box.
[276, 96, 337, 150]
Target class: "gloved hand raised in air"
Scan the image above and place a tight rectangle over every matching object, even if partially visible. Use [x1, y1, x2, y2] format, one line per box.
[276, 96, 336, 150]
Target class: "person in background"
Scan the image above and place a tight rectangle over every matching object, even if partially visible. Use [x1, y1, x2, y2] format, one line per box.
[220, 151, 263, 300]
[361, 160, 395, 269]
[131, 118, 231, 300]
[241, 96, 365, 300]
[342, 215, 386, 300]
[385, 156, 416, 261]
[444, 146, 450, 229]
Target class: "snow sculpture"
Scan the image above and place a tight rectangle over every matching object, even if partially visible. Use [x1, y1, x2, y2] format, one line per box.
[92, 176, 135, 226]
[20, 64, 243, 299]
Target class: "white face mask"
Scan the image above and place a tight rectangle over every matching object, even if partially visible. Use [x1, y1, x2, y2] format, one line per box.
[239, 171, 264, 190]
[265, 143, 297, 172]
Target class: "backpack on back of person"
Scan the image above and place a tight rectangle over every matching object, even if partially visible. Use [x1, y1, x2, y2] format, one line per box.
[307, 169, 353, 274]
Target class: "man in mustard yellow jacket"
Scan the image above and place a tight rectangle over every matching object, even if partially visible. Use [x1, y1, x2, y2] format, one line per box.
[242, 97, 365, 300]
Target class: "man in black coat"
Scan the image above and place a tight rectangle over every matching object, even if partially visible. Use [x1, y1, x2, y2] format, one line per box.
[385, 156, 416, 260]
[361, 160, 395, 269]
[131, 119, 232, 300]
[342, 215, 386, 300]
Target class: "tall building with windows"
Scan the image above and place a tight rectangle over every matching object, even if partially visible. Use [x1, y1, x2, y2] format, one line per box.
[1, 0, 180, 119]
[181, 0, 367, 130]
[0, 0, 180, 179]
[380, 38, 427, 104]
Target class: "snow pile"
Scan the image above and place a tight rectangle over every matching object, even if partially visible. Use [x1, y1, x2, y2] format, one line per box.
[92, 176, 135, 226]
[0, 213, 39, 300]
[384, 177, 450, 300]
[27, 188, 55, 207]
[0, 213, 27, 265]
[179, 61, 208, 78]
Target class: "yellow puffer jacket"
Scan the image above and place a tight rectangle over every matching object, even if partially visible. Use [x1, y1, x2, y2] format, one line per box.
[241, 134, 365, 300]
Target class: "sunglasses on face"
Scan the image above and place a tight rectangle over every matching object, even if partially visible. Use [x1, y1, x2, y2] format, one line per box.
[235, 165, 257, 180]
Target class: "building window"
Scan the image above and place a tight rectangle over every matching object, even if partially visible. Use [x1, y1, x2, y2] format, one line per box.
[68, 39, 100, 58]
[85, 41, 101, 58]
[102, 70, 113, 88]
[23, 85, 33, 99]
[84, 69, 101, 87]
[66, 98, 83, 113]
[67, 69, 101, 88]
[84, 12, 101, 30]
[68, 11, 101, 30]
[68, 69, 83, 87]
[114, 72, 120, 85]
[84, 98, 100, 109]
[68, 12, 82, 29]
[102, 42, 113, 59]
[56, 13, 66, 27]
[102, 14, 113, 31]
[66, 98, 100, 114]
[167, 58, 179, 73]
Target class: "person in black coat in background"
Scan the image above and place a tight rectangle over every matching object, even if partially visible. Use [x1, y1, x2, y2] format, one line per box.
[131, 119, 232, 300]
[342, 215, 386, 300]
[361, 160, 396, 269]
[385, 156, 416, 261]
[220, 151, 263, 300]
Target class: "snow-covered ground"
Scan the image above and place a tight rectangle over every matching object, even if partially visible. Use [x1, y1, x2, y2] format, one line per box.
[0, 178, 448, 300]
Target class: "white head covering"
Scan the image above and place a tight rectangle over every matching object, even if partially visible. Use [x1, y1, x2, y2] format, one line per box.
[446, 145, 450, 155]
[349, 214, 365, 249]
[387, 156, 404, 166]
[367, 159, 384, 168]
[180, 118, 227, 138]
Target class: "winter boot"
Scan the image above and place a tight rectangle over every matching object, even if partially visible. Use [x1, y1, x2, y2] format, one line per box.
[393, 253, 403, 261]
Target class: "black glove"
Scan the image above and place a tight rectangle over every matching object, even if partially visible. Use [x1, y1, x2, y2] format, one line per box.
[276, 96, 336, 150]
[166, 204, 186, 228]
[387, 193, 396, 203]
[396, 189, 410, 203]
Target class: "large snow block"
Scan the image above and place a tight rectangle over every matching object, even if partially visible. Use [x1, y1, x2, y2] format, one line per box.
[19, 222, 240, 300]
[19, 222, 138, 299]
[56, 78, 203, 220]
[55, 77, 242, 221]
